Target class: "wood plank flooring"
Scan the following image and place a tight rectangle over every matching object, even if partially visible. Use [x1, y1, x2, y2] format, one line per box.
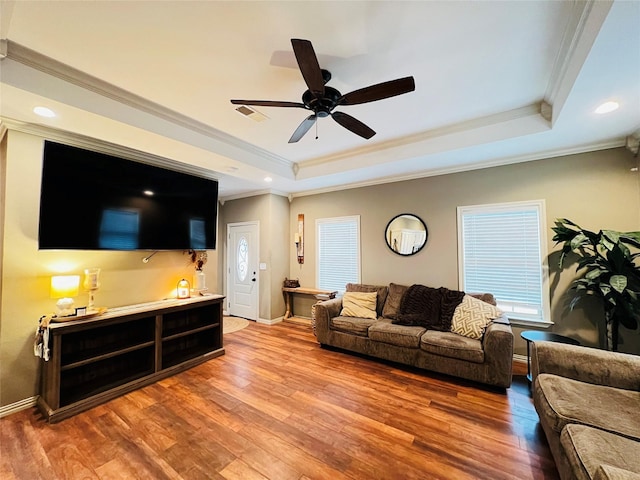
[1, 322, 558, 480]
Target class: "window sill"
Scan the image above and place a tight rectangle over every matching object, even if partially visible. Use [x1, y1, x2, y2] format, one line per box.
[507, 318, 554, 329]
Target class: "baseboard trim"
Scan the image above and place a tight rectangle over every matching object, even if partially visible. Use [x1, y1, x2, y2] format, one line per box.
[0, 396, 38, 418]
[257, 316, 283, 325]
[513, 354, 528, 364]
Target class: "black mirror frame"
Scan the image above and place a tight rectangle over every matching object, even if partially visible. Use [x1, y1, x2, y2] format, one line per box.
[384, 213, 428, 256]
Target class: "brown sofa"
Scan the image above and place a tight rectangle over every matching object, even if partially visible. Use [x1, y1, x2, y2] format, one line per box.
[531, 341, 640, 480]
[314, 283, 514, 388]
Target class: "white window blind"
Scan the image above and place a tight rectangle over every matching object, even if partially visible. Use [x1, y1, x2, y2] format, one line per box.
[316, 216, 360, 292]
[457, 201, 550, 324]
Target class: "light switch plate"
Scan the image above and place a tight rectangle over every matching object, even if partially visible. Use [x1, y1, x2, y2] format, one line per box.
[259, 262, 267, 270]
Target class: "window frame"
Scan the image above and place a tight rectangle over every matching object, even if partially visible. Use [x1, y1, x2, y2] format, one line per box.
[457, 200, 552, 327]
[316, 215, 361, 293]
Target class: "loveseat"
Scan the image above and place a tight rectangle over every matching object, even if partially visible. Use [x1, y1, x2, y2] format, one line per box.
[531, 341, 640, 480]
[314, 283, 514, 388]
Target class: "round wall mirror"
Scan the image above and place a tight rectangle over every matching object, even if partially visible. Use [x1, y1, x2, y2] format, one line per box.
[385, 214, 428, 256]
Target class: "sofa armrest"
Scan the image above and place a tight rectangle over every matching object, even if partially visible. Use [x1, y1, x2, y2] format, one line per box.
[482, 317, 514, 386]
[314, 297, 343, 343]
[531, 341, 640, 391]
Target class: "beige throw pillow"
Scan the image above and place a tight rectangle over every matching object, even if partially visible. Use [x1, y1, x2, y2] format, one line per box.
[340, 292, 378, 320]
[451, 294, 503, 339]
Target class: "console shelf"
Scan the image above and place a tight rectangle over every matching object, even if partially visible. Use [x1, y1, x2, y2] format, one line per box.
[38, 295, 225, 423]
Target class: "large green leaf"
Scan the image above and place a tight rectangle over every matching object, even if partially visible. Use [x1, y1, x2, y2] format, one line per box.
[601, 234, 616, 252]
[586, 268, 604, 280]
[610, 275, 628, 293]
[571, 233, 589, 250]
[620, 232, 640, 249]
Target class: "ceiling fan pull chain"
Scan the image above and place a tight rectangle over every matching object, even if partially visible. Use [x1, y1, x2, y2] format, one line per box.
[315, 118, 319, 140]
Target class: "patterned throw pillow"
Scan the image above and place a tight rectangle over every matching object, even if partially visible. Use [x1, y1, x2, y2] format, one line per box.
[340, 292, 378, 320]
[451, 295, 503, 339]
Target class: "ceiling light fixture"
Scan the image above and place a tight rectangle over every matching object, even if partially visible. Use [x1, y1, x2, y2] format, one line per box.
[595, 101, 619, 114]
[143, 190, 154, 196]
[33, 106, 56, 118]
[264, 176, 273, 183]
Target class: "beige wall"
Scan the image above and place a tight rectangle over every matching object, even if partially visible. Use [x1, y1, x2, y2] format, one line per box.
[0, 130, 220, 407]
[218, 194, 288, 321]
[290, 148, 640, 355]
[2, 128, 638, 409]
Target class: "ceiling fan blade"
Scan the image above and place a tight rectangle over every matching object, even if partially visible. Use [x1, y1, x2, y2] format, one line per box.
[338, 76, 415, 106]
[288, 115, 317, 143]
[291, 38, 325, 97]
[230, 99, 306, 108]
[331, 111, 376, 139]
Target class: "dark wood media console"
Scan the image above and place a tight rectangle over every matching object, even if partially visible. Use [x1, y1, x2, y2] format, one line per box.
[38, 295, 225, 423]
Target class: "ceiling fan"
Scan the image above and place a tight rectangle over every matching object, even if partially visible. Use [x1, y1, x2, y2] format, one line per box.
[231, 39, 415, 143]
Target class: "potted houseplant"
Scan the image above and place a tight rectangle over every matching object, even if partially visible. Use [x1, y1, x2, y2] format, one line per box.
[552, 218, 640, 351]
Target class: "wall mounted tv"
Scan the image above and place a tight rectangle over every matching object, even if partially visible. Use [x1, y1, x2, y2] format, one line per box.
[39, 141, 218, 250]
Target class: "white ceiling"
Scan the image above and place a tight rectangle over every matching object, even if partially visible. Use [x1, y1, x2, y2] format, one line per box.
[1, 0, 639, 200]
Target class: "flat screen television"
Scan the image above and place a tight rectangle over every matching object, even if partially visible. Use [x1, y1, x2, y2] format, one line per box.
[39, 141, 218, 250]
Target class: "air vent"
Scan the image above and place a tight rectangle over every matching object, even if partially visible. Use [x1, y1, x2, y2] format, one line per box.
[235, 106, 268, 123]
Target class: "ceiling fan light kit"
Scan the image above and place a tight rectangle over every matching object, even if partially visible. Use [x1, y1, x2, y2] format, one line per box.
[231, 38, 415, 143]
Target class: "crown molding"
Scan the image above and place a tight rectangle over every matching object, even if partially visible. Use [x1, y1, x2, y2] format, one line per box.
[0, 121, 7, 143]
[297, 104, 544, 171]
[294, 103, 549, 181]
[2, 40, 293, 171]
[544, 0, 613, 125]
[219, 188, 289, 203]
[289, 139, 625, 199]
[1, 117, 222, 180]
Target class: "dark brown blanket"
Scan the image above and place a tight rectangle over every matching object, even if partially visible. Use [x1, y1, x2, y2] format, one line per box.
[395, 285, 465, 330]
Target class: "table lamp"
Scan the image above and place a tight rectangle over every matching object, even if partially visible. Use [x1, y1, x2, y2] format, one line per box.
[51, 275, 80, 316]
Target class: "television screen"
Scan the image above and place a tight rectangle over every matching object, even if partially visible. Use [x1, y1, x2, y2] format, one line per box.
[39, 141, 218, 250]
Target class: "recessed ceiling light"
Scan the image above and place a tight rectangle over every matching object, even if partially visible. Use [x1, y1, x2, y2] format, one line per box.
[595, 101, 619, 114]
[143, 190, 154, 196]
[264, 176, 273, 183]
[33, 106, 56, 118]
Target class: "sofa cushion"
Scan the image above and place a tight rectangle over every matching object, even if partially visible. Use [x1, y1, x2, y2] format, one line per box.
[368, 319, 426, 348]
[420, 330, 485, 363]
[340, 292, 377, 320]
[451, 295, 503, 339]
[346, 283, 388, 317]
[561, 424, 640, 480]
[535, 374, 640, 442]
[330, 316, 377, 336]
[595, 464, 640, 480]
[382, 283, 408, 320]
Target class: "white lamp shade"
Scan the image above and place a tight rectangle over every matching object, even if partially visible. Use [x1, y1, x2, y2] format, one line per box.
[51, 275, 80, 298]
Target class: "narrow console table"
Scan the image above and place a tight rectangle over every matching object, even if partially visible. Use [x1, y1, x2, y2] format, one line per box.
[38, 295, 224, 423]
[282, 287, 337, 325]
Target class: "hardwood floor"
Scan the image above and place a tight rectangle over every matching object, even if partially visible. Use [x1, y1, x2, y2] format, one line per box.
[1, 322, 558, 480]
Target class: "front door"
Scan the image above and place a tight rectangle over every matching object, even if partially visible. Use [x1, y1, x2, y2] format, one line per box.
[227, 222, 259, 320]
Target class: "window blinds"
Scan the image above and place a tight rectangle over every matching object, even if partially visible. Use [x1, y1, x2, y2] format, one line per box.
[459, 202, 548, 323]
[316, 216, 360, 292]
